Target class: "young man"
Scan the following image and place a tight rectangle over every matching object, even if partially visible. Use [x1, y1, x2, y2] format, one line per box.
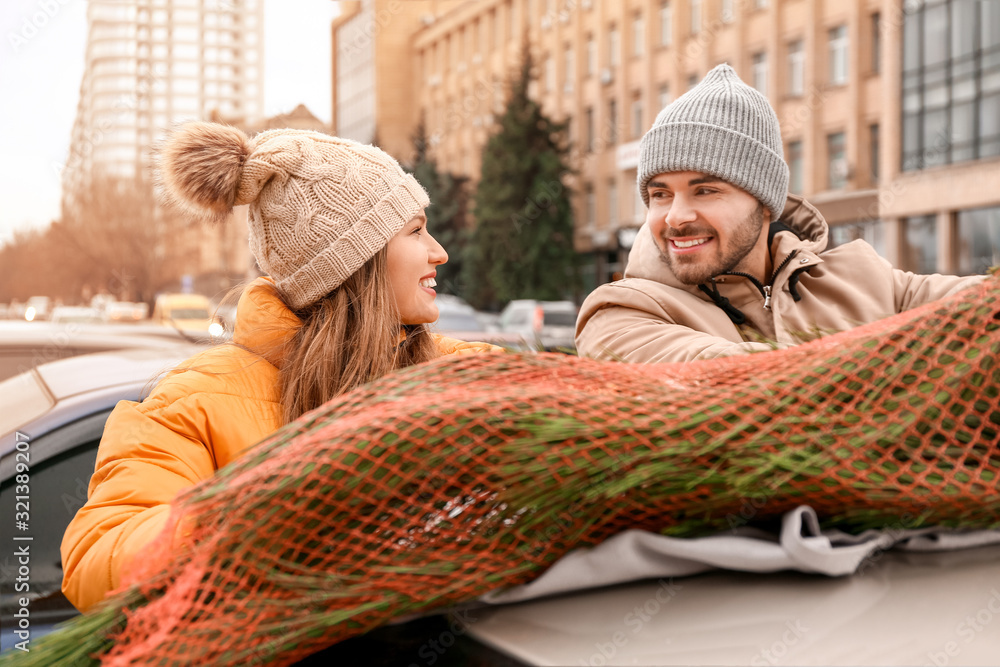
[576, 64, 984, 363]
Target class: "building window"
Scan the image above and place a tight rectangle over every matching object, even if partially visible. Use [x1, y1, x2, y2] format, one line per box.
[956, 206, 1000, 275]
[564, 45, 574, 92]
[902, 215, 938, 274]
[631, 94, 643, 139]
[827, 131, 847, 189]
[870, 123, 880, 184]
[829, 25, 848, 86]
[687, 73, 699, 91]
[585, 106, 595, 152]
[787, 140, 803, 194]
[586, 34, 596, 76]
[871, 12, 881, 74]
[633, 13, 644, 57]
[690, 0, 701, 35]
[609, 25, 620, 67]
[788, 40, 804, 97]
[721, 0, 734, 24]
[585, 184, 596, 229]
[608, 98, 618, 144]
[754, 0, 768, 9]
[829, 219, 885, 256]
[506, 0, 514, 43]
[608, 179, 618, 226]
[544, 55, 554, 91]
[903, 0, 1000, 171]
[660, 1, 672, 47]
[658, 83, 671, 110]
[752, 51, 768, 96]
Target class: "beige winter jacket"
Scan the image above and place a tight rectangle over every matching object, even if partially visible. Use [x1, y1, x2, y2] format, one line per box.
[576, 195, 985, 363]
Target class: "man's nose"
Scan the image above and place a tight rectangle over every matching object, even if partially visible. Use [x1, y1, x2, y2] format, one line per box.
[664, 195, 697, 230]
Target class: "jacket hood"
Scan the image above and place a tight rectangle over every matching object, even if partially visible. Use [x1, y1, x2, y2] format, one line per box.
[624, 194, 830, 287]
[233, 276, 302, 369]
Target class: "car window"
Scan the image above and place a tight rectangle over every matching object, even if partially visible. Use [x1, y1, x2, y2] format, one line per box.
[541, 311, 577, 327]
[0, 440, 100, 602]
[506, 310, 529, 326]
[0, 412, 109, 626]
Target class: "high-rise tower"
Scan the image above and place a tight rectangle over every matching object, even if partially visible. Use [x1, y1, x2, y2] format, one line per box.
[62, 0, 264, 212]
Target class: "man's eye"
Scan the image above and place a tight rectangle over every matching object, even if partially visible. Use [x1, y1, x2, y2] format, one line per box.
[696, 188, 717, 195]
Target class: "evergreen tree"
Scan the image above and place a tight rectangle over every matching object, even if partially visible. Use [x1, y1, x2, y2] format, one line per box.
[462, 47, 579, 311]
[407, 122, 470, 299]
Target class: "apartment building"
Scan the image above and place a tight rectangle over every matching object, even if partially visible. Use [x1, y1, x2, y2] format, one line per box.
[61, 0, 265, 295]
[342, 0, 1000, 288]
[63, 0, 264, 203]
[331, 0, 466, 160]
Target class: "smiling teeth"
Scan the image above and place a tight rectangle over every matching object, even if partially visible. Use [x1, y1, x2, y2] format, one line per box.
[420, 278, 437, 288]
[673, 238, 708, 248]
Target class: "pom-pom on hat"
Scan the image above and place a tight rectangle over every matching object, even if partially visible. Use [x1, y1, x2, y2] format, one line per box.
[637, 64, 789, 223]
[157, 123, 430, 310]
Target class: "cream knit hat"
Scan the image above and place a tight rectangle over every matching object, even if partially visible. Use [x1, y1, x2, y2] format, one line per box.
[158, 123, 430, 310]
[638, 64, 789, 222]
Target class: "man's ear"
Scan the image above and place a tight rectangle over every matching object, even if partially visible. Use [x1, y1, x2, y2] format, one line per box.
[763, 205, 772, 225]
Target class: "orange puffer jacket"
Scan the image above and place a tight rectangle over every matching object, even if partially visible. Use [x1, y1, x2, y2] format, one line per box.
[61, 277, 502, 611]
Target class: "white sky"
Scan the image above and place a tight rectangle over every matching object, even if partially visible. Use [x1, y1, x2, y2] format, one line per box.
[0, 0, 339, 246]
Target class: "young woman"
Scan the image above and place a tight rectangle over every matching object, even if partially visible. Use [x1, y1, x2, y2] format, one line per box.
[61, 123, 501, 612]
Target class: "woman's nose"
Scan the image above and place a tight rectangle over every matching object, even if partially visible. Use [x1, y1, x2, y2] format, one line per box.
[429, 234, 448, 265]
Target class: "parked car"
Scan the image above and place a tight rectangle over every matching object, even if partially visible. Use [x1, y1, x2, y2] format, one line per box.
[151, 293, 217, 334]
[0, 346, 522, 665]
[498, 300, 578, 352]
[49, 306, 104, 325]
[1, 346, 997, 664]
[432, 295, 529, 350]
[103, 301, 149, 324]
[6, 302, 27, 321]
[0, 345, 207, 649]
[0, 321, 227, 382]
[24, 296, 52, 322]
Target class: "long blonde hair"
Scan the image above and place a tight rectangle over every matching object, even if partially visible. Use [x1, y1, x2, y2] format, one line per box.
[279, 247, 438, 424]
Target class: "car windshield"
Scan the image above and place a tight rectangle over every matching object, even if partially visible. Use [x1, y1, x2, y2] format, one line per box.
[543, 311, 577, 327]
[170, 308, 209, 320]
[0, 370, 55, 437]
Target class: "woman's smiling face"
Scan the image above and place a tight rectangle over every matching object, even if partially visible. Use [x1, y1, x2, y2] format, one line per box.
[385, 212, 449, 325]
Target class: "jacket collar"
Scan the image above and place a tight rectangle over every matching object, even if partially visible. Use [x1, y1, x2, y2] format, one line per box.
[233, 277, 302, 369]
[623, 193, 830, 288]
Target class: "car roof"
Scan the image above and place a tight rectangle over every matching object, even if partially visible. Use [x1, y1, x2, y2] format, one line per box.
[0, 321, 221, 346]
[33, 344, 205, 401]
[467, 543, 1000, 665]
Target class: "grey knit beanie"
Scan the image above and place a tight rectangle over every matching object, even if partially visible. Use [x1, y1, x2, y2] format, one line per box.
[638, 64, 789, 222]
[158, 123, 430, 310]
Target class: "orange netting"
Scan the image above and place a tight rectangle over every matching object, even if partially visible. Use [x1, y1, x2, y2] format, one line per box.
[9, 274, 1000, 666]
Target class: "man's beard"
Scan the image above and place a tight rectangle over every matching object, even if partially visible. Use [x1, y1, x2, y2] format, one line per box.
[658, 203, 766, 285]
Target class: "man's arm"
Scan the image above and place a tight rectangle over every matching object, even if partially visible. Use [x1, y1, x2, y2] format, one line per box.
[886, 255, 988, 313]
[575, 283, 775, 364]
